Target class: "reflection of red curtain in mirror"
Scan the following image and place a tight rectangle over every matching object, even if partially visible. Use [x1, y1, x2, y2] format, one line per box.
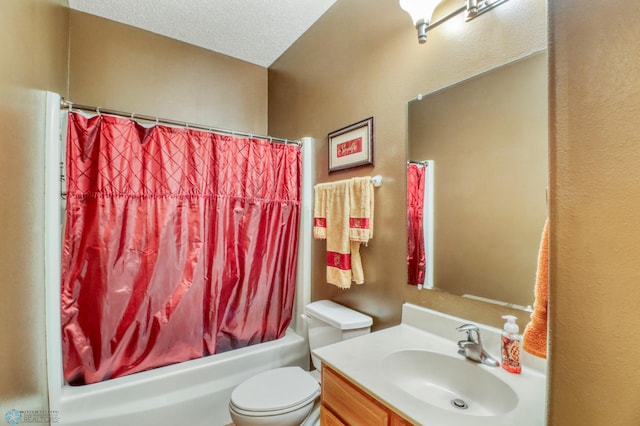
[61, 112, 301, 385]
[407, 163, 426, 286]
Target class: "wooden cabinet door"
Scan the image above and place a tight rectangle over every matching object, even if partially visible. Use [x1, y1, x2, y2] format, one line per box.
[320, 405, 346, 426]
[322, 366, 389, 426]
[389, 412, 415, 426]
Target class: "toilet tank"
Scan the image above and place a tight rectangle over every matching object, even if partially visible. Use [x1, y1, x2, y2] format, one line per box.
[305, 300, 372, 370]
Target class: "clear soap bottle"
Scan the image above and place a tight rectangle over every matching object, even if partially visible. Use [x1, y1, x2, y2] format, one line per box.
[501, 315, 522, 374]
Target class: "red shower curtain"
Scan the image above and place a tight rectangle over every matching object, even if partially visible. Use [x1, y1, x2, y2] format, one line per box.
[61, 112, 301, 385]
[407, 163, 426, 286]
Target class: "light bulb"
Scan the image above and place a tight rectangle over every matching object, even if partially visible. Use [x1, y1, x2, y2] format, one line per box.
[399, 0, 443, 25]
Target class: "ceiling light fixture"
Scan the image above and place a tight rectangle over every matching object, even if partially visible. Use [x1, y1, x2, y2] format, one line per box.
[400, 0, 511, 44]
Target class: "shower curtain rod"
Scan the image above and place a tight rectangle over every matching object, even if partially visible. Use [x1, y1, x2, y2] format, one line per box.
[408, 160, 429, 166]
[60, 99, 301, 146]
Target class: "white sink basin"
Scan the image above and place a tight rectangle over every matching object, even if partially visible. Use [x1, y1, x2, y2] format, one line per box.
[382, 349, 518, 416]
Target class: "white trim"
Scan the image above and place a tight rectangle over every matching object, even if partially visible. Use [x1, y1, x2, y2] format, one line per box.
[423, 160, 435, 289]
[295, 137, 314, 335]
[44, 91, 63, 413]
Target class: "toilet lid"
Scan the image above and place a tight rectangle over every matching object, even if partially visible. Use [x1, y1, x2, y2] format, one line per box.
[231, 367, 320, 413]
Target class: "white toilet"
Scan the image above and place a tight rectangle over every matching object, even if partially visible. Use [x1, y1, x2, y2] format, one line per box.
[228, 300, 373, 426]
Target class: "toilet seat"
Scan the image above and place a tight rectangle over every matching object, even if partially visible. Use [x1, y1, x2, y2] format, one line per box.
[230, 367, 320, 416]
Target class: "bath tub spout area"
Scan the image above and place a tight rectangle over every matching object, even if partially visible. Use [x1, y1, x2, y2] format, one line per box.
[54, 330, 308, 426]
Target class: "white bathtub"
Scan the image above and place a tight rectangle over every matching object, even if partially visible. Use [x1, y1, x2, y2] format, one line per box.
[57, 329, 308, 426]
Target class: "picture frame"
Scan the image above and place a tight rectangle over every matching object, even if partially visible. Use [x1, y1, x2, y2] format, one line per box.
[328, 117, 374, 173]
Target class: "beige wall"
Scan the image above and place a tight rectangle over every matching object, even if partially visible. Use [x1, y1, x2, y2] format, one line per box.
[269, 0, 547, 329]
[548, 0, 640, 424]
[0, 0, 69, 414]
[69, 11, 268, 134]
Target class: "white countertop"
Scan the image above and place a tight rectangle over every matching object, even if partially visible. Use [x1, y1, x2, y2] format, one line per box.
[313, 303, 547, 426]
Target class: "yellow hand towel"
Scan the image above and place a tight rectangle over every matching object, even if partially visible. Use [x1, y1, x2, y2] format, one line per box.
[348, 177, 374, 242]
[348, 177, 374, 284]
[313, 182, 352, 288]
[313, 183, 328, 240]
[522, 218, 549, 359]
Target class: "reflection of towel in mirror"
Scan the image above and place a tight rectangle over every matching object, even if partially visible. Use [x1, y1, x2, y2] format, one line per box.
[313, 178, 374, 288]
[522, 218, 549, 359]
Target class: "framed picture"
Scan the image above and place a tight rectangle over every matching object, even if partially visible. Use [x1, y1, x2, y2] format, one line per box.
[328, 117, 374, 173]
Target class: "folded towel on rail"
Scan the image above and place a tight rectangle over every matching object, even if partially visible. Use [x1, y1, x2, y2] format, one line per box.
[313, 184, 328, 240]
[522, 218, 549, 359]
[348, 177, 374, 243]
[313, 178, 375, 288]
[348, 177, 374, 284]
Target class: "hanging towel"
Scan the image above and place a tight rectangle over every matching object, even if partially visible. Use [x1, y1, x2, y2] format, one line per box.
[313, 185, 328, 240]
[349, 177, 374, 242]
[313, 178, 375, 288]
[348, 177, 374, 284]
[313, 181, 353, 288]
[522, 218, 549, 359]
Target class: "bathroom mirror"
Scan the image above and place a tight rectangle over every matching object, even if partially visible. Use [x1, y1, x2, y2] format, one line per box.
[406, 52, 548, 309]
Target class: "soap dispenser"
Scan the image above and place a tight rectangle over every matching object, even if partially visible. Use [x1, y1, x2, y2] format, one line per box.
[501, 315, 522, 374]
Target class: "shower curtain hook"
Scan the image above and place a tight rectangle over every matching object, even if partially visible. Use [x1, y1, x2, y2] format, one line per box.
[96, 107, 101, 116]
[131, 112, 135, 121]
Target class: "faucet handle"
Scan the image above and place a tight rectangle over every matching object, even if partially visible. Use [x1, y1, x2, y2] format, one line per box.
[456, 323, 481, 344]
[456, 323, 479, 333]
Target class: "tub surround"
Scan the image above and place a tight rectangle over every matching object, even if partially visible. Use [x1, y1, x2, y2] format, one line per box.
[314, 303, 547, 425]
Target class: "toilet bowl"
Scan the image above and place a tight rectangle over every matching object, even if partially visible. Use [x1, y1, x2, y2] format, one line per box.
[228, 300, 372, 426]
[228, 367, 320, 426]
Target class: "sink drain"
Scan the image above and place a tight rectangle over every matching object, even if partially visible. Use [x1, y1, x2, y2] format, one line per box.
[451, 398, 469, 410]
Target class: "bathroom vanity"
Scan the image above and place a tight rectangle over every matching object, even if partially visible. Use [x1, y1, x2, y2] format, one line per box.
[314, 303, 547, 425]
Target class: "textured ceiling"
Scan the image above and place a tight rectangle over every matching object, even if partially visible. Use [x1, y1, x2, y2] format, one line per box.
[68, 0, 338, 67]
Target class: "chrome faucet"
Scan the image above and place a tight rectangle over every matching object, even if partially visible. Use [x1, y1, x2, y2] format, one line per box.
[456, 324, 500, 367]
